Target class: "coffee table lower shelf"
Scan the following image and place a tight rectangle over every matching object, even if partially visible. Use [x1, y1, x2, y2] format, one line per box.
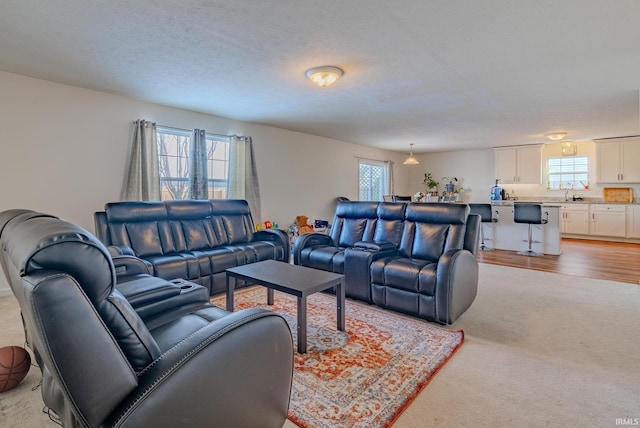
[225, 260, 345, 353]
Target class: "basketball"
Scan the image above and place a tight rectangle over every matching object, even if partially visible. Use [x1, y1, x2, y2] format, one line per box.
[0, 346, 31, 393]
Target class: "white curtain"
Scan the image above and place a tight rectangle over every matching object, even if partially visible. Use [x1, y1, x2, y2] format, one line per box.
[386, 160, 395, 196]
[121, 119, 161, 201]
[227, 136, 261, 222]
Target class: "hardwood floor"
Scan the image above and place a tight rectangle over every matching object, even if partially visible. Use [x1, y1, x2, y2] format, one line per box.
[476, 238, 640, 285]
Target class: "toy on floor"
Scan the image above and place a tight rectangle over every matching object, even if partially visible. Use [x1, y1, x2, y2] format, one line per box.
[0, 345, 31, 393]
[255, 220, 278, 231]
[295, 215, 315, 235]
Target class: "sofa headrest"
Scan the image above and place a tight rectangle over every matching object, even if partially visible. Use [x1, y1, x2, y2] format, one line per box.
[165, 200, 213, 219]
[1, 213, 116, 303]
[105, 201, 167, 222]
[0, 209, 58, 239]
[335, 201, 379, 219]
[377, 202, 406, 220]
[210, 199, 251, 215]
[405, 203, 469, 224]
[0, 210, 60, 285]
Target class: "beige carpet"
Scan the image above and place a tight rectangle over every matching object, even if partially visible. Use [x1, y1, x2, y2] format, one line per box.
[1, 263, 639, 427]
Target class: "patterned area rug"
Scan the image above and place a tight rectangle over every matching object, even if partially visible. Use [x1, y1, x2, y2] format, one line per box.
[212, 287, 464, 428]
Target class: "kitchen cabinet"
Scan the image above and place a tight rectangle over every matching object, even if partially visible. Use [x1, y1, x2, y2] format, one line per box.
[627, 206, 640, 238]
[590, 204, 626, 237]
[560, 204, 590, 235]
[494, 145, 542, 184]
[595, 137, 640, 183]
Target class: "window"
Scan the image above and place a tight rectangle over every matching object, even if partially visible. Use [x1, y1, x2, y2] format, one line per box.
[546, 156, 589, 190]
[205, 135, 229, 199]
[157, 127, 229, 200]
[358, 160, 389, 201]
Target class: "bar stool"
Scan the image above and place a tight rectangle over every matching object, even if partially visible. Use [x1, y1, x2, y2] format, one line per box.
[469, 203, 498, 250]
[513, 203, 548, 256]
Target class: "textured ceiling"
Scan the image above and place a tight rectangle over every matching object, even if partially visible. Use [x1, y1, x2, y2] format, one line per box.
[1, 0, 639, 153]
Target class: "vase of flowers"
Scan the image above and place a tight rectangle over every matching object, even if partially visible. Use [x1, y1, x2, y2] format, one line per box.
[414, 191, 425, 202]
[442, 177, 458, 193]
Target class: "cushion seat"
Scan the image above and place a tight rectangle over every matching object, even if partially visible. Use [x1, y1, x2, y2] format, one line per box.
[300, 246, 346, 273]
[371, 257, 436, 293]
[145, 253, 198, 280]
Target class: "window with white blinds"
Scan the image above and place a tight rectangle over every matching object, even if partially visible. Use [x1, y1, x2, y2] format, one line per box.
[546, 156, 589, 190]
[358, 160, 389, 201]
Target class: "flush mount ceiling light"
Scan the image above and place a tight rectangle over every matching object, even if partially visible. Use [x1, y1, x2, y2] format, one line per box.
[403, 144, 420, 165]
[544, 132, 568, 141]
[305, 66, 343, 87]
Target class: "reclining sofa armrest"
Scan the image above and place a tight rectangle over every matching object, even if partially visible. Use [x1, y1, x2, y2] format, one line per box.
[343, 242, 399, 303]
[464, 213, 481, 256]
[94, 211, 111, 245]
[292, 232, 334, 265]
[107, 245, 136, 257]
[112, 255, 152, 277]
[435, 249, 479, 324]
[107, 308, 293, 428]
[253, 229, 291, 260]
[353, 240, 398, 256]
[115, 274, 210, 322]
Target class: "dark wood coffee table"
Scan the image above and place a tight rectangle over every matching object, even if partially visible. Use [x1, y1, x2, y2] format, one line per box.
[225, 260, 345, 353]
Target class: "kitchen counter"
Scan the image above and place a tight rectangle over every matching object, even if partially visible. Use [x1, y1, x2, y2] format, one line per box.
[482, 205, 562, 255]
[491, 199, 639, 205]
[491, 201, 561, 207]
[482, 199, 640, 244]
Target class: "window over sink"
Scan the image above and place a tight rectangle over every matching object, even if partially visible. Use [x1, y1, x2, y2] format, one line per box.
[546, 156, 589, 190]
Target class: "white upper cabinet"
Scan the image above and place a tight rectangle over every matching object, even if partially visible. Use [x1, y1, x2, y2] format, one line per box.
[494, 145, 542, 184]
[595, 137, 640, 183]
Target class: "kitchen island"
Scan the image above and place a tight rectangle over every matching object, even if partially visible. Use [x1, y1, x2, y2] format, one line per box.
[486, 202, 562, 255]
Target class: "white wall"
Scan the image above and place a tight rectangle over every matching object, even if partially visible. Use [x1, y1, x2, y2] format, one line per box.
[0, 71, 413, 294]
[408, 149, 495, 203]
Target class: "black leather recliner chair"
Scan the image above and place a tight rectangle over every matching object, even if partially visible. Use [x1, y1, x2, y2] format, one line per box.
[0, 209, 293, 428]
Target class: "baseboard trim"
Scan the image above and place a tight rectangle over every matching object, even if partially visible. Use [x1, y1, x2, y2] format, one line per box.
[0, 288, 12, 298]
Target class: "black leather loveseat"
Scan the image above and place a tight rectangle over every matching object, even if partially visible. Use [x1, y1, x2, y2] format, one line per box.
[293, 201, 480, 324]
[0, 209, 293, 427]
[95, 199, 289, 295]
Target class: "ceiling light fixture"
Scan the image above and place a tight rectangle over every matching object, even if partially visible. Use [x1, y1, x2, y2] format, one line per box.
[305, 66, 343, 87]
[562, 140, 577, 156]
[544, 132, 568, 141]
[403, 144, 420, 165]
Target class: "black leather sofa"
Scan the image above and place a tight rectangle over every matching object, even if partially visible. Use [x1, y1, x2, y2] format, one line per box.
[293, 201, 480, 324]
[94, 199, 289, 295]
[0, 209, 293, 428]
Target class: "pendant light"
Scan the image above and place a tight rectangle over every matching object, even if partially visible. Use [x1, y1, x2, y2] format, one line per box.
[403, 144, 419, 165]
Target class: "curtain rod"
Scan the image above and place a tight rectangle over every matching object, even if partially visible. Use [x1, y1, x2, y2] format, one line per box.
[133, 119, 250, 140]
[134, 121, 233, 139]
[354, 156, 392, 163]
